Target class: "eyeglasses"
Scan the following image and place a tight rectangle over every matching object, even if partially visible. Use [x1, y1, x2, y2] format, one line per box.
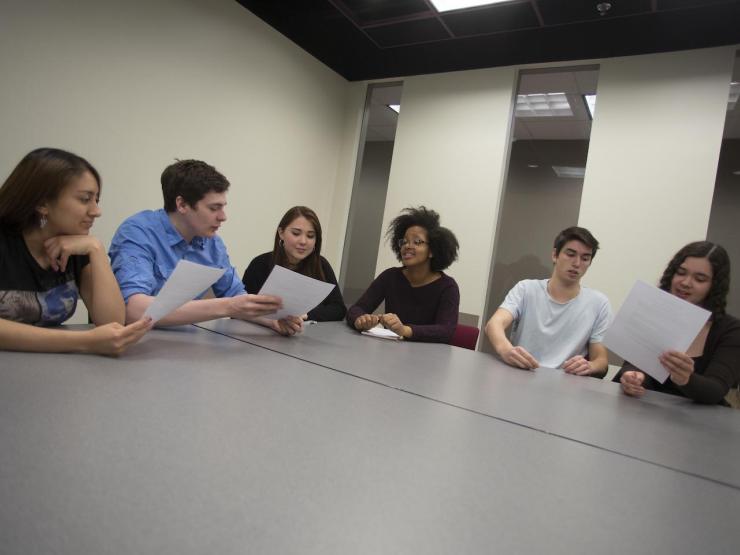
[398, 238, 427, 248]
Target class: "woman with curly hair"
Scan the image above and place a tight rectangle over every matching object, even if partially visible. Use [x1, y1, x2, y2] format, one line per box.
[615, 241, 740, 405]
[346, 206, 459, 343]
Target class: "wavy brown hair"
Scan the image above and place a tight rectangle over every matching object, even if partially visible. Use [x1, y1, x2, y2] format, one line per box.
[659, 241, 731, 319]
[0, 148, 101, 232]
[272, 206, 326, 281]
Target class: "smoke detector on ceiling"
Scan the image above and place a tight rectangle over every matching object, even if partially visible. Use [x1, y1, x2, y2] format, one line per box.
[596, 2, 612, 16]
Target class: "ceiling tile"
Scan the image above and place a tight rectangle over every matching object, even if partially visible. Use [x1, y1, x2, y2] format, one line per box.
[536, 0, 652, 25]
[442, 2, 540, 36]
[365, 17, 450, 47]
[340, 0, 431, 24]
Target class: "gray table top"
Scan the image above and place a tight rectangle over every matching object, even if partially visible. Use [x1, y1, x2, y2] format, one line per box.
[2, 325, 738, 554]
[198, 319, 740, 490]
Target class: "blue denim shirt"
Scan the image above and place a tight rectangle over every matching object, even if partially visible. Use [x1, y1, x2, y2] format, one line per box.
[109, 209, 245, 302]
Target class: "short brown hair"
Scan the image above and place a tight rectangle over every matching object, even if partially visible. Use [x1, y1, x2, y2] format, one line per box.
[553, 226, 599, 259]
[161, 159, 230, 212]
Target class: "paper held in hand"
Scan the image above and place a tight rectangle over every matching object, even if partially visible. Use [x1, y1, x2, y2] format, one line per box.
[143, 260, 226, 323]
[603, 280, 710, 383]
[257, 265, 335, 320]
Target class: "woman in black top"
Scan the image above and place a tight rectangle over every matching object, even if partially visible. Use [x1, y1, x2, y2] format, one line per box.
[242, 206, 346, 321]
[0, 148, 152, 355]
[346, 206, 460, 343]
[616, 241, 740, 405]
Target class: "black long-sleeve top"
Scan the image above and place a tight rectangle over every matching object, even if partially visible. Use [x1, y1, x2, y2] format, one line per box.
[613, 313, 740, 405]
[242, 252, 346, 322]
[346, 267, 460, 343]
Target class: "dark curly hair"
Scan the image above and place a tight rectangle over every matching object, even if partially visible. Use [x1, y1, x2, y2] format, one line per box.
[161, 159, 230, 212]
[658, 241, 730, 319]
[386, 206, 459, 272]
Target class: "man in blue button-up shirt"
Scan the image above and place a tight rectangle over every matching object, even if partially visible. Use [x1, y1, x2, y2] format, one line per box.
[109, 160, 302, 335]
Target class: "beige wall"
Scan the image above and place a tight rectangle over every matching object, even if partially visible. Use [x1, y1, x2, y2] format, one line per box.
[578, 47, 736, 310]
[375, 68, 517, 320]
[0, 0, 354, 322]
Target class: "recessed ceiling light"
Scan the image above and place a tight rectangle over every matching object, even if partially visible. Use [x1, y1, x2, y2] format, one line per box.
[527, 164, 539, 168]
[552, 166, 586, 179]
[583, 94, 597, 119]
[387, 104, 400, 114]
[431, 1, 514, 12]
[516, 93, 573, 117]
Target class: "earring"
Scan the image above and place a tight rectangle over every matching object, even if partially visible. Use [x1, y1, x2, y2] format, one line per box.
[39, 215, 47, 229]
[279, 239, 284, 248]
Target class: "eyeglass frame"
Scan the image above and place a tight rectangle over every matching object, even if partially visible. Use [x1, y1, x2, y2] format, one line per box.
[397, 238, 428, 248]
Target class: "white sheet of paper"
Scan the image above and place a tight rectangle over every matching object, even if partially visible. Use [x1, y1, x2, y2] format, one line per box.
[143, 260, 226, 322]
[361, 326, 401, 340]
[604, 280, 710, 383]
[257, 265, 335, 320]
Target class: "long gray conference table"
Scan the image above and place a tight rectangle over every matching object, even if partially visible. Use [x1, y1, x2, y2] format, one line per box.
[1, 322, 739, 554]
[201, 319, 740, 489]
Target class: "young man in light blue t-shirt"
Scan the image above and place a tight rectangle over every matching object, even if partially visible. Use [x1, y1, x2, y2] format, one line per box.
[484, 226, 612, 377]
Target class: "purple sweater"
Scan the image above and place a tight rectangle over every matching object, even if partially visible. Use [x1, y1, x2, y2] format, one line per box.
[346, 267, 460, 343]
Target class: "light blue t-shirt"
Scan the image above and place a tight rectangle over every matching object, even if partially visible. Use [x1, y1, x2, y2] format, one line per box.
[109, 209, 245, 302]
[500, 279, 612, 369]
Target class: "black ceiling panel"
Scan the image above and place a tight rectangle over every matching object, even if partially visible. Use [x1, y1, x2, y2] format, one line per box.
[338, 0, 431, 24]
[442, 2, 540, 36]
[536, 0, 653, 26]
[365, 17, 450, 48]
[659, 0, 735, 9]
[236, 0, 740, 81]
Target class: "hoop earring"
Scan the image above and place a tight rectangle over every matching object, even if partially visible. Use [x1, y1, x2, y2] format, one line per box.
[39, 215, 47, 229]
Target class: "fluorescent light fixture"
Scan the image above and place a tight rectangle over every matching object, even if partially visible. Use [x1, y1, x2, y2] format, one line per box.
[431, 0, 514, 12]
[516, 93, 573, 117]
[584, 94, 597, 119]
[729, 82, 739, 110]
[387, 104, 400, 114]
[552, 166, 586, 179]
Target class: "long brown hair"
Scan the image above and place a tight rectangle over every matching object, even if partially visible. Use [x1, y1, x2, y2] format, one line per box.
[0, 148, 101, 232]
[272, 206, 326, 281]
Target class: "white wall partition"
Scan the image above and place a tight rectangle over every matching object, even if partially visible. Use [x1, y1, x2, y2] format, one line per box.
[578, 47, 736, 310]
[375, 68, 517, 320]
